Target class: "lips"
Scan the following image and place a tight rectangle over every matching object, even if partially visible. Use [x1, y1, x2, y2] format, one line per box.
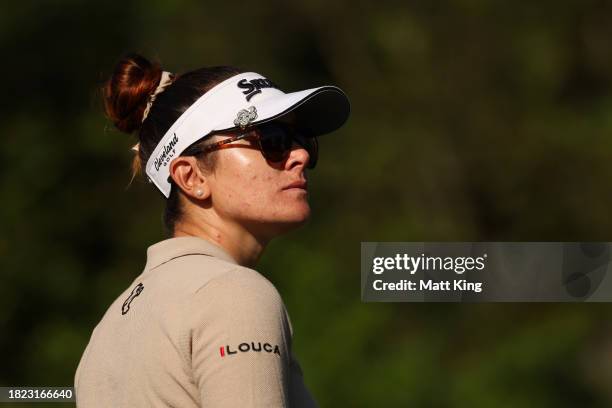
[283, 180, 308, 191]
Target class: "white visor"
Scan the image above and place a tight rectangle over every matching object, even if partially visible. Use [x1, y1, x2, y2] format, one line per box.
[145, 72, 350, 198]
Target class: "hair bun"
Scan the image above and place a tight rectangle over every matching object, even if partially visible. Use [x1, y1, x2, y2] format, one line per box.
[103, 53, 163, 134]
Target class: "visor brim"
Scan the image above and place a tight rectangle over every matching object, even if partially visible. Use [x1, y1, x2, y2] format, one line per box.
[216, 86, 351, 137]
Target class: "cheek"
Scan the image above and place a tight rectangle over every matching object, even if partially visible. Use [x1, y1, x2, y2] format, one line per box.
[241, 173, 277, 208]
[212, 155, 277, 212]
[213, 163, 309, 221]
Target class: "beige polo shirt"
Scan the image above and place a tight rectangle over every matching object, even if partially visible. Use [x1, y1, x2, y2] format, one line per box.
[74, 236, 318, 407]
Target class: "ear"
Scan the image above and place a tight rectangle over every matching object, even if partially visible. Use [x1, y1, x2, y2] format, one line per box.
[168, 156, 211, 200]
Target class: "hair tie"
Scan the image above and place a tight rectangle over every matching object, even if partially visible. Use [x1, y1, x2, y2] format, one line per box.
[132, 71, 175, 153]
[141, 71, 175, 124]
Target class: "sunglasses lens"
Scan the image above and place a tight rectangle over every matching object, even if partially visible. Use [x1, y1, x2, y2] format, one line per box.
[257, 123, 318, 168]
[258, 124, 293, 162]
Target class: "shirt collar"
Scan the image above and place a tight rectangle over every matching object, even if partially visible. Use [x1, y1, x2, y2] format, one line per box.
[144, 236, 238, 271]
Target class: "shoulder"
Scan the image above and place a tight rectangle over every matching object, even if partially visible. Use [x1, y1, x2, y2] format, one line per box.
[193, 265, 283, 307]
[188, 266, 293, 355]
[188, 265, 288, 330]
[142, 253, 239, 298]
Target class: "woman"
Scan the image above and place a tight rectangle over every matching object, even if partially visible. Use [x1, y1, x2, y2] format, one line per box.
[74, 53, 350, 407]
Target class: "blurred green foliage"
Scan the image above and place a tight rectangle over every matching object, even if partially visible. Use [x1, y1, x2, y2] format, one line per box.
[3, 0, 612, 406]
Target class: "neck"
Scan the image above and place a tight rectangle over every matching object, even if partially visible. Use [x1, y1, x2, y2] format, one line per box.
[173, 215, 268, 268]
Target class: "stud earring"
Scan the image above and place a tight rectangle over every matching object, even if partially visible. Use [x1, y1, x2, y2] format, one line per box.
[195, 189, 203, 197]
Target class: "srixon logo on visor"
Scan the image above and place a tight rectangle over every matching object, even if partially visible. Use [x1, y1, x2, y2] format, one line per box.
[219, 341, 281, 357]
[237, 78, 279, 101]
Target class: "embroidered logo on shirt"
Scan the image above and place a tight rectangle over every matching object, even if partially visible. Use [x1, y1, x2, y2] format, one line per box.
[121, 283, 144, 315]
[219, 342, 281, 357]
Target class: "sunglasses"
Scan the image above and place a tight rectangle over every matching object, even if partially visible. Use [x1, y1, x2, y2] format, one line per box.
[184, 122, 318, 169]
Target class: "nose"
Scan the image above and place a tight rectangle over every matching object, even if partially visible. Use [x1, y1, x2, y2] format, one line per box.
[284, 140, 310, 170]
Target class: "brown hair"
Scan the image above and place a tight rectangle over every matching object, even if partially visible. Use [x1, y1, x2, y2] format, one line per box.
[102, 52, 244, 236]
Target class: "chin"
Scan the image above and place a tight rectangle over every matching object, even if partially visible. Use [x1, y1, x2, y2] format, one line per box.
[244, 204, 311, 240]
[268, 205, 311, 236]
[290, 202, 311, 223]
[280, 205, 311, 226]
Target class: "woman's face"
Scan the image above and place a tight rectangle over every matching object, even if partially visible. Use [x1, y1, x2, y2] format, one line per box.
[205, 121, 312, 240]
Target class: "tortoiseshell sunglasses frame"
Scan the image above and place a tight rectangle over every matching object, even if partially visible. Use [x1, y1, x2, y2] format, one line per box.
[182, 123, 318, 168]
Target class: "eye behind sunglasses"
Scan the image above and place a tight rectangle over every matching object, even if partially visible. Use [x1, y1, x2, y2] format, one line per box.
[183, 121, 318, 169]
[256, 122, 318, 169]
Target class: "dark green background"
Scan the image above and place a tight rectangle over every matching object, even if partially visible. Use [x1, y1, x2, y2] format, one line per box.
[3, 0, 612, 406]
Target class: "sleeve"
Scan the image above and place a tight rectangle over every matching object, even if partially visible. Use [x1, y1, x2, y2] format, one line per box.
[189, 269, 293, 407]
[289, 353, 319, 408]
